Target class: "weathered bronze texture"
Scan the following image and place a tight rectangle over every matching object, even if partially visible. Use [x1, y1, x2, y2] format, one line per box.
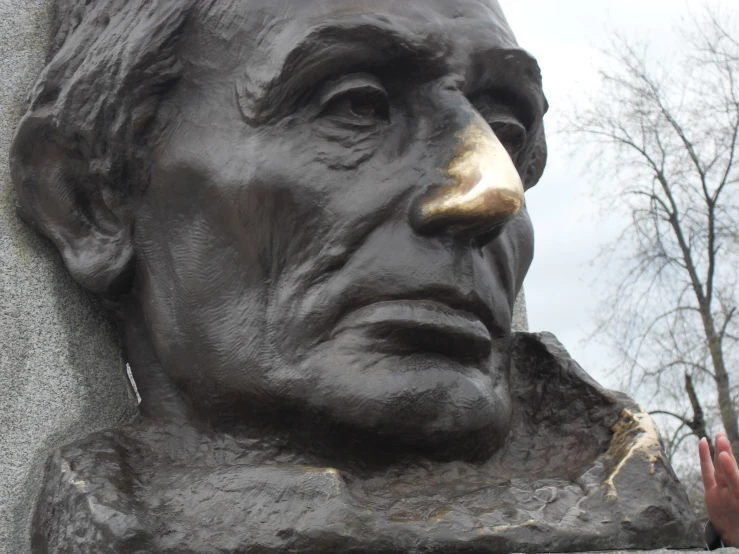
[9, 0, 701, 552]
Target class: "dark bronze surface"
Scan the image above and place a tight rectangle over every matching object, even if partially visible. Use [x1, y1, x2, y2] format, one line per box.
[9, 0, 701, 552]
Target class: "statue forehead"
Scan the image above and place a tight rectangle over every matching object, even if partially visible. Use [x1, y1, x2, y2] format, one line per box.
[194, 0, 518, 58]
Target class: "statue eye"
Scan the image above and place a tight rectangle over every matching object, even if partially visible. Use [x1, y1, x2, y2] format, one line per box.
[319, 74, 390, 126]
[491, 119, 527, 158]
[473, 97, 528, 158]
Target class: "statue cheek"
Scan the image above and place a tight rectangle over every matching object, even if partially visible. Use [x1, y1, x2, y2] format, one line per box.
[313, 126, 385, 170]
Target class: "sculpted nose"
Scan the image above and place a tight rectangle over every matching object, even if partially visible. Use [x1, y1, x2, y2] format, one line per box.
[410, 116, 524, 239]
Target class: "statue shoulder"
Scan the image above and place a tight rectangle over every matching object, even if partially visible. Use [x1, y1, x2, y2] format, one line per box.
[31, 428, 154, 554]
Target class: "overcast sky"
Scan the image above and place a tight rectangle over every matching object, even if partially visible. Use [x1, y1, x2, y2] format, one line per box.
[497, 0, 735, 388]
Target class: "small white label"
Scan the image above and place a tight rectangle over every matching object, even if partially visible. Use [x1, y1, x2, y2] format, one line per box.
[126, 363, 142, 405]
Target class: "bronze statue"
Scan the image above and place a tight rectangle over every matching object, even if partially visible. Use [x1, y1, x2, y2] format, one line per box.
[10, 0, 702, 551]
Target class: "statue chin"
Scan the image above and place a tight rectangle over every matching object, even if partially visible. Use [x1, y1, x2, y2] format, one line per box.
[315, 373, 514, 462]
[248, 340, 516, 461]
[185, 355, 514, 462]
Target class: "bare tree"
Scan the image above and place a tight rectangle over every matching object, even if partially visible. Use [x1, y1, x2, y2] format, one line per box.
[566, 8, 739, 457]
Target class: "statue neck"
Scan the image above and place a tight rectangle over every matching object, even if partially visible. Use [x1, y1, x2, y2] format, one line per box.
[120, 300, 194, 425]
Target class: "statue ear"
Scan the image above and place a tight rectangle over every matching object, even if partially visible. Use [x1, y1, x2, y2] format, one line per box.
[10, 116, 135, 297]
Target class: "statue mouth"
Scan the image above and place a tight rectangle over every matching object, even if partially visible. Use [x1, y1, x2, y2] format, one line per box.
[332, 299, 495, 361]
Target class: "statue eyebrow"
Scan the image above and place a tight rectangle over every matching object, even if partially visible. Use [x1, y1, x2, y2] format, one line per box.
[467, 48, 549, 127]
[237, 20, 452, 125]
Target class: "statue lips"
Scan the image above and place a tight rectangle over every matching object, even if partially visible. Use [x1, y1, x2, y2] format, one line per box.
[331, 293, 498, 362]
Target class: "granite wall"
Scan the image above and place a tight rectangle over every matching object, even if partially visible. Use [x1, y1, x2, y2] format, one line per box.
[513, 287, 529, 332]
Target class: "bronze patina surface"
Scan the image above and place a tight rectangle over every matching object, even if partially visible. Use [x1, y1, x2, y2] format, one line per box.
[9, 0, 701, 552]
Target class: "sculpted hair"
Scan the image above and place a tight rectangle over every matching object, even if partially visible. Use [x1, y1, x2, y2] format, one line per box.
[8, 0, 193, 297]
[12, 0, 189, 203]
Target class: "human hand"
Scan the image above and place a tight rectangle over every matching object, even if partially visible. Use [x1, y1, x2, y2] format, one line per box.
[699, 433, 739, 547]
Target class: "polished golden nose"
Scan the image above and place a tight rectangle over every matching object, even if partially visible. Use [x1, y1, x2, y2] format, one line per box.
[413, 119, 524, 236]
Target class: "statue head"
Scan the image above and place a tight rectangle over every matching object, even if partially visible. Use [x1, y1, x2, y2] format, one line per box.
[11, 0, 547, 459]
[14, 7, 705, 552]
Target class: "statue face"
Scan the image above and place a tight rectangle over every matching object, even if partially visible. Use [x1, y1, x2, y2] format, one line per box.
[134, 0, 542, 453]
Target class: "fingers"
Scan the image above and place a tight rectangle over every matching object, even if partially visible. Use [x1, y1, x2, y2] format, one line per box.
[715, 434, 731, 489]
[700, 437, 717, 491]
[716, 433, 736, 462]
[718, 450, 739, 494]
